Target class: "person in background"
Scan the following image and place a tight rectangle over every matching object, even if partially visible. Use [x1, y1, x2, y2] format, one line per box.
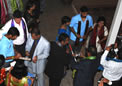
[90, 16, 108, 53]
[0, 10, 29, 57]
[56, 16, 71, 41]
[69, 6, 93, 53]
[24, 1, 40, 27]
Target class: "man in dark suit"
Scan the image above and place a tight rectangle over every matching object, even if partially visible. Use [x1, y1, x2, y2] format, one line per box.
[45, 33, 71, 86]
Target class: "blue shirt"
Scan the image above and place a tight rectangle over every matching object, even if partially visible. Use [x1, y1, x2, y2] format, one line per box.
[0, 35, 14, 62]
[69, 14, 93, 41]
[56, 26, 71, 41]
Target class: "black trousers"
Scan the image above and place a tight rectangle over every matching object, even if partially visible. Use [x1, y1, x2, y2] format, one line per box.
[49, 76, 62, 86]
[118, 78, 122, 86]
[14, 42, 26, 57]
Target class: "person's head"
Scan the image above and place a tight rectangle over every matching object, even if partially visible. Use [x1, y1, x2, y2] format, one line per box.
[7, 27, 20, 40]
[80, 6, 88, 18]
[97, 16, 106, 27]
[11, 60, 27, 80]
[26, 1, 36, 11]
[31, 27, 40, 40]
[0, 55, 5, 68]
[116, 37, 122, 50]
[28, 22, 37, 33]
[86, 46, 97, 57]
[58, 33, 69, 46]
[107, 44, 116, 59]
[61, 16, 71, 25]
[13, 10, 22, 24]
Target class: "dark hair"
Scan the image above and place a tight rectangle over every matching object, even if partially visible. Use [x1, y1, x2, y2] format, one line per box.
[31, 27, 40, 35]
[58, 33, 69, 42]
[61, 16, 71, 24]
[13, 10, 22, 18]
[28, 22, 37, 33]
[117, 48, 122, 60]
[26, 1, 36, 10]
[7, 27, 20, 36]
[11, 60, 27, 79]
[0, 55, 5, 68]
[116, 37, 122, 50]
[107, 44, 116, 58]
[97, 16, 106, 25]
[80, 6, 88, 12]
[86, 46, 97, 56]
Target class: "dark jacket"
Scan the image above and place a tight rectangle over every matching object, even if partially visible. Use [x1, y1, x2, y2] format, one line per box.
[71, 56, 100, 86]
[45, 41, 71, 78]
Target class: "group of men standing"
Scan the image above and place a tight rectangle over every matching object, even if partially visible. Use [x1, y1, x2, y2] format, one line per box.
[1, 3, 120, 86]
[0, 9, 50, 86]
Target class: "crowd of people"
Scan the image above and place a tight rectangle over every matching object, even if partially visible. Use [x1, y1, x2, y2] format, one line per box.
[0, 1, 122, 86]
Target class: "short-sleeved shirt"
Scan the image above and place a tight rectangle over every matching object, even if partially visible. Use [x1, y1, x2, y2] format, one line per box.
[69, 14, 93, 41]
[0, 35, 14, 62]
[56, 26, 71, 41]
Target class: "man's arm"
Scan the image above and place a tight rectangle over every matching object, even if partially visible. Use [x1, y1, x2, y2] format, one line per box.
[0, 20, 11, 34]
[70, 27, 82, 38]
[100, 47, 110, 66]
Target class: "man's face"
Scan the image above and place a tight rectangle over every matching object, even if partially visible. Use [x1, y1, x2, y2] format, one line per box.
[62, 38, 69, 46]
[66, 22, 70, 26]
[31, 33, 40, 40]
[30, 5, 36, 11]
[81, 12, 88, 18]
[98, 21, 104, 27]
[14, 18, 21, 24]
[11, 36, 18, 40]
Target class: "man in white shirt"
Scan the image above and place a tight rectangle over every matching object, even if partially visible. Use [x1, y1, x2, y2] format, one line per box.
[0, 10, 29, 56]
[100, 46, 122, 86]
[25, 28, 50, 86]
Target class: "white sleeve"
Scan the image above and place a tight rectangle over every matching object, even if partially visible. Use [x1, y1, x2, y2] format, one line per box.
[25, 34, 31, 52]
[104, 26, 108, 36]
[100, 50, 109, 66]
[0, 20, 12, 34]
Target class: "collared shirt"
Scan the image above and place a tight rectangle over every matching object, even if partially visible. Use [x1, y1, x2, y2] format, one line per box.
[0, 17, 28, 45]
[0, 35, 14, 62]
[100, 50, 122, 81]
[25, 35, 50, 73]
[69, 14, 93, 41]
[26, 35, 50, 60]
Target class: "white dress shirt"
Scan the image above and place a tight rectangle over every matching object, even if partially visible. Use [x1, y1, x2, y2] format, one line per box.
[0, 17, 28, 45]
[100, 50, 122, 81]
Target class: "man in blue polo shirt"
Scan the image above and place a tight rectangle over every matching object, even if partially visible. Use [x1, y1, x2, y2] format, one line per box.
[69, 6, 93, 53]
[0, 27, 20, 67]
